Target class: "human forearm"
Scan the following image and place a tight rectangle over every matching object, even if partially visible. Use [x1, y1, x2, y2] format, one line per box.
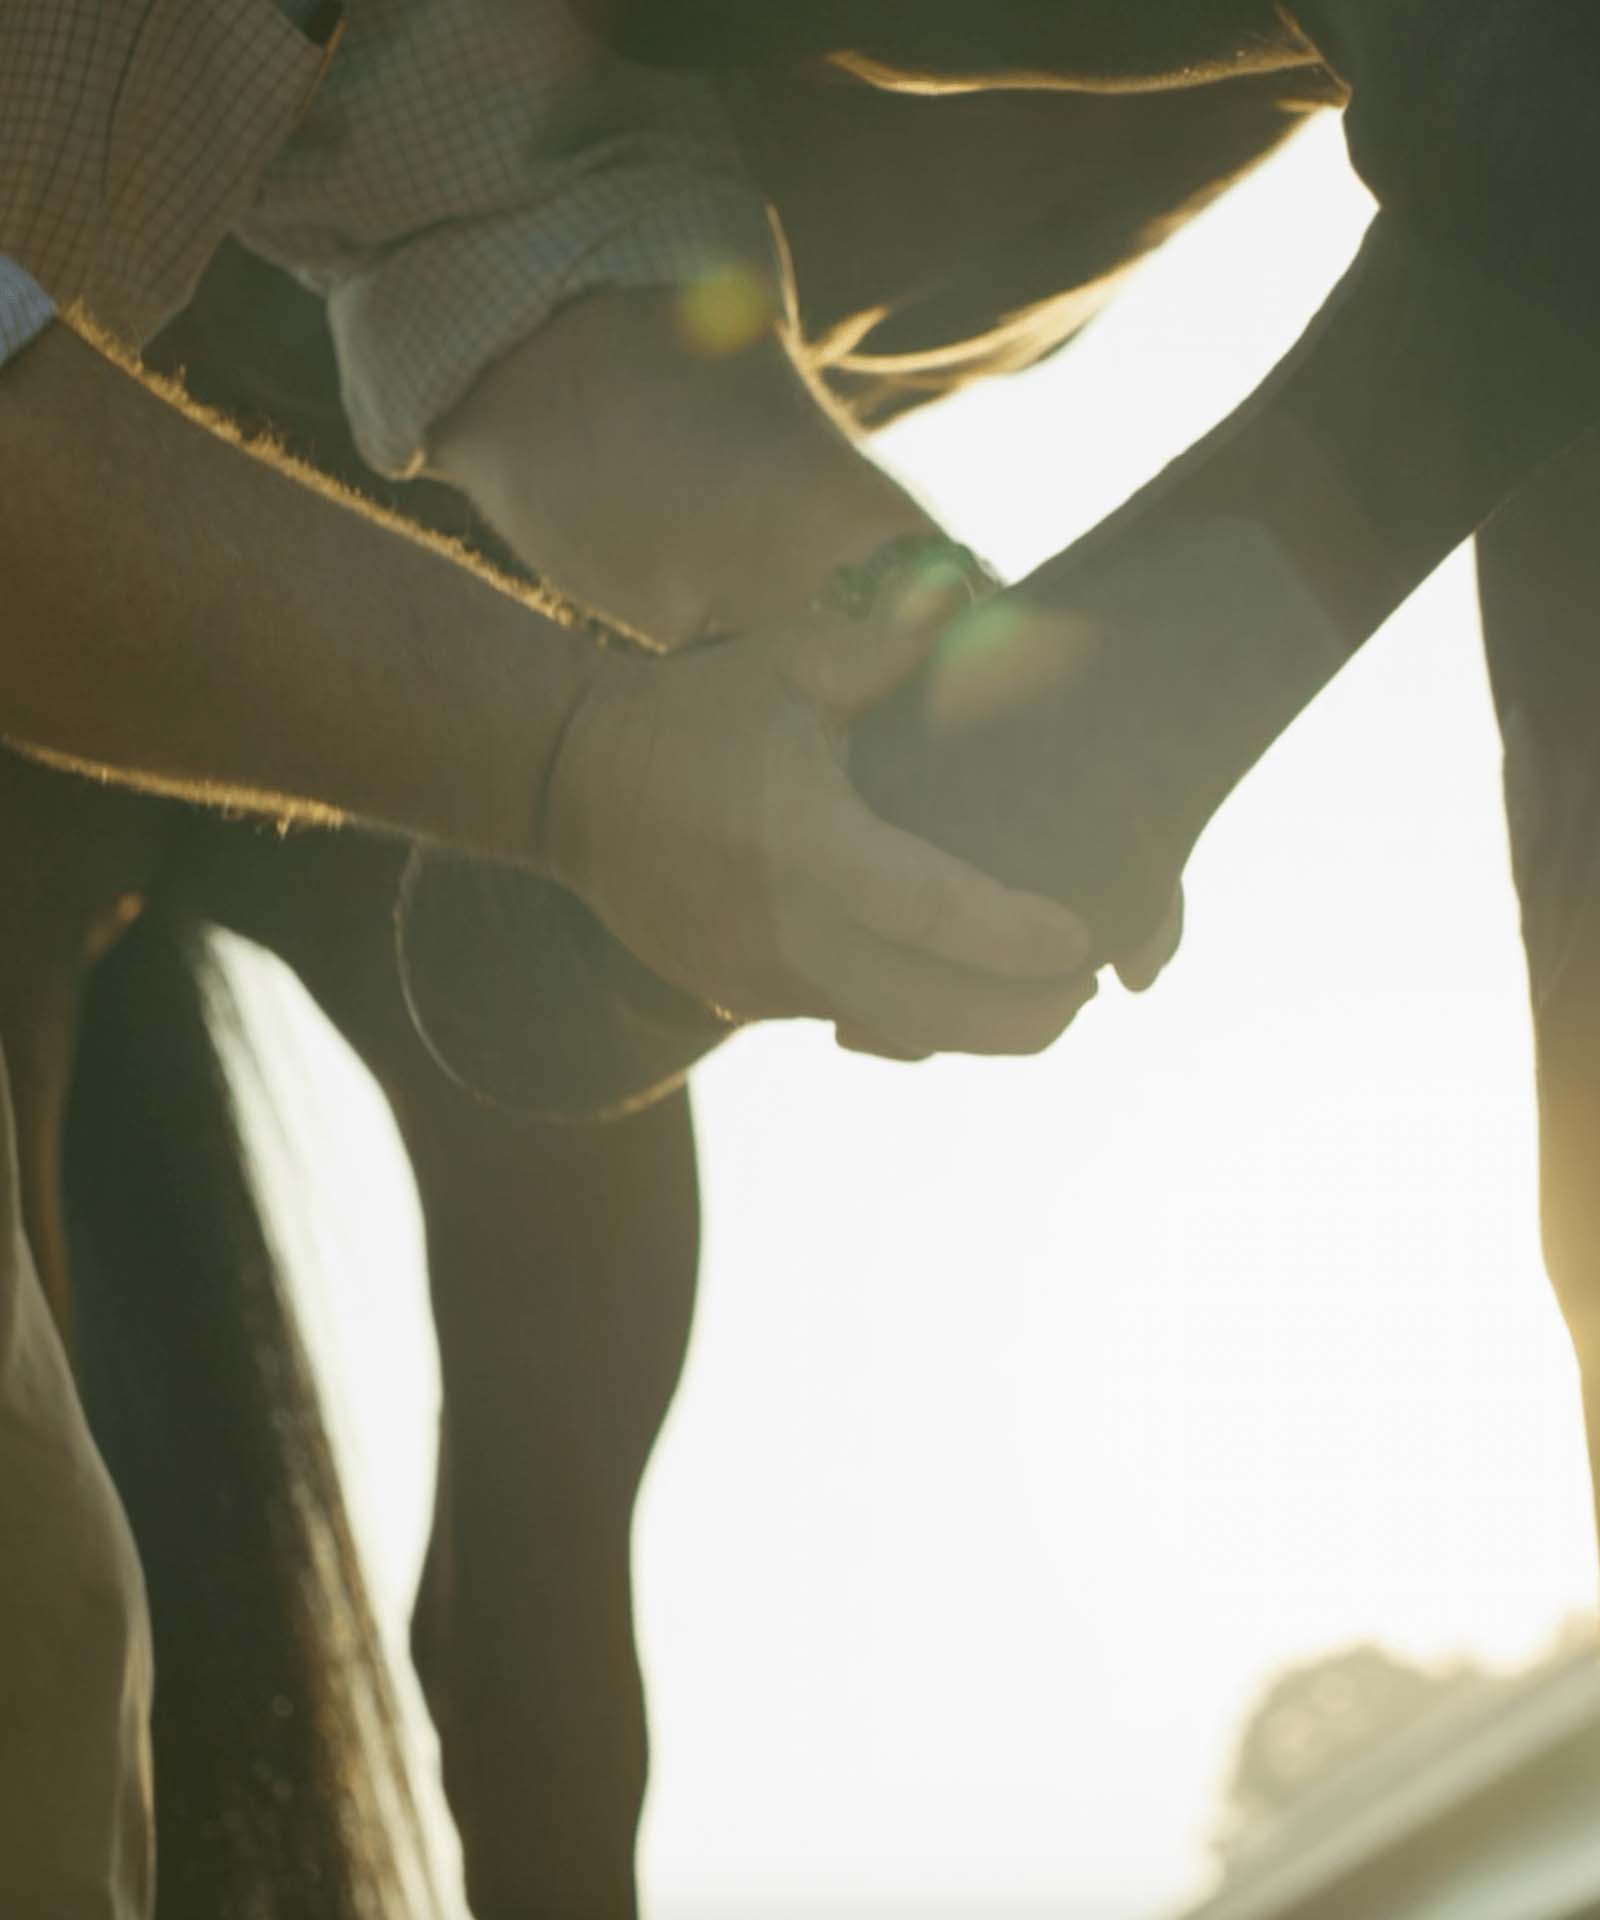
[4, 318, 1090, 1059]
[430, 289, 935, 645]
[0, 321, 597, 865]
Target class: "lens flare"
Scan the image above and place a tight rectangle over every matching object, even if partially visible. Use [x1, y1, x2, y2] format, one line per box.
[676, 262, 776, 357]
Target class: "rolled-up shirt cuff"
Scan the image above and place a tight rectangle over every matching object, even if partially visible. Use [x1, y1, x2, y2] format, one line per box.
[329, 177, 782, 478]
[0, 257, 55, 367]
[0, 0, 331, 347]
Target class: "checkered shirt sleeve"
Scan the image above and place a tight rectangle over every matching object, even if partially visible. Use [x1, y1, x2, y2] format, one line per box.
[239, 0, 781, 477]
[0, 256, 54, 365]
[0, 0, 331, 344]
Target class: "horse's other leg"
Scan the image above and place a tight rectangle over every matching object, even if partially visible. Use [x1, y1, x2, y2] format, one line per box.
[404, 1059, 699, 1920]
[170, 817, 702, 1919]
[0, 750, 165, 1333]
[1477, 432, 1600, 1564]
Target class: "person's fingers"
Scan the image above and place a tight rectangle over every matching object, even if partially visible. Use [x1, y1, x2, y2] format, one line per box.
[819, 930, 1099, 1058]
[796, 788, 1092, 983]
[833, 1024, 932, 1063]
[1114, 884, 1184, 994]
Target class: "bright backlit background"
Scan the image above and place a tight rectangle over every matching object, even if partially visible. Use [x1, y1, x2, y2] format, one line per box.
[228, 114, 1599, 1920]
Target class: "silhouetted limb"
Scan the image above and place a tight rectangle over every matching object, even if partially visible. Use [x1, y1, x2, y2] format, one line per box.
[66, 910, 432, 1918]
[1478, 431, 1600, 1561]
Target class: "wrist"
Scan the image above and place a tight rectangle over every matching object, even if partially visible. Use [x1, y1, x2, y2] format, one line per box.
[432, 286, 940, 647]
[532, 647, 648, 896]
[683, 498, 939, 643]
[421, 584, 615, 876]
[520, 413, 939, 648]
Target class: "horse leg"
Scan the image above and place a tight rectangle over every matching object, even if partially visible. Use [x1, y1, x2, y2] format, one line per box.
[168, 816, 701, 1918]
[0, 749, 166, 1335]
[1477, 431, 1600, 1563]
[402, 1057, 699, 1920]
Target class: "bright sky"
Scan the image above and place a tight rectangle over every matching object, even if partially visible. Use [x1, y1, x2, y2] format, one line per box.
[225, 112, 1599, 1920]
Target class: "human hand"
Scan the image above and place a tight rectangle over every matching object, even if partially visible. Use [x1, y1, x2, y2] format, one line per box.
[538, 587, 1099, 1059]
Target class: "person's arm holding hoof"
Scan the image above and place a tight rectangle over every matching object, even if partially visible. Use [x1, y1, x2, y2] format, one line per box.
[428, 287, 1133, 1039]
[0, 304, 1091, 1055]
[233, 12, 1110, 1062]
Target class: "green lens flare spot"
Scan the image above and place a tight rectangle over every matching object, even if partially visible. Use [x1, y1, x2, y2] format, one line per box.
[936, 598, 1030, 667]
